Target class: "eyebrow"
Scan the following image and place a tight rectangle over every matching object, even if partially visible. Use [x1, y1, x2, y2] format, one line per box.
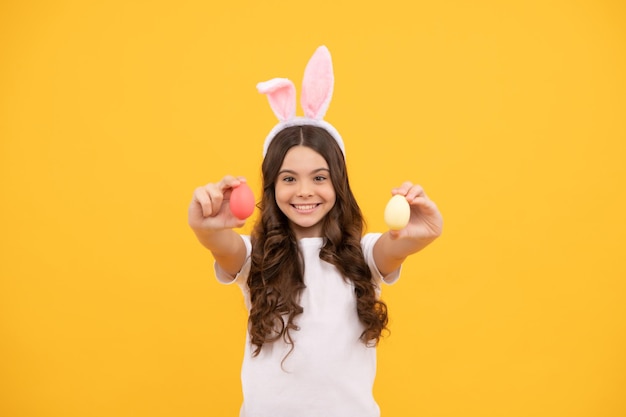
[278, 168, 330, 176]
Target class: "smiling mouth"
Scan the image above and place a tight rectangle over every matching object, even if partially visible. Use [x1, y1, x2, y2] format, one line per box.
[292, 204, 320, 211]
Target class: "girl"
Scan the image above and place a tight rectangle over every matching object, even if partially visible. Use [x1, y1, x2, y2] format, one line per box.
[188, 47, 443, 417]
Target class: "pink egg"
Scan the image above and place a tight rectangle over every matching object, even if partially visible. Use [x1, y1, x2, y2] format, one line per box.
[229, 183, 255, 220]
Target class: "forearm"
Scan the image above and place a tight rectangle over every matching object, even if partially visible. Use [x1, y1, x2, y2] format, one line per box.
[373, 232, 438, 276]
[192, 228, 247, 276]
[193, 227, 237, 253]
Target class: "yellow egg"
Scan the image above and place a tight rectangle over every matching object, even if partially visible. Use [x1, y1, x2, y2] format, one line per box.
[384, 195, 410, 230]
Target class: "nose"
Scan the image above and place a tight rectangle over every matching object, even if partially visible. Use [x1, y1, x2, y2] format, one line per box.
[296, 180, 313, 197]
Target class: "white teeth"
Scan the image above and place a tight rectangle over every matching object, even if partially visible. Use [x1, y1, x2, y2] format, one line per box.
[294, 204, 317, 210]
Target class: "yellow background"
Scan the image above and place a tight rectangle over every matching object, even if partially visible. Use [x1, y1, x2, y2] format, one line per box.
[1, 1, 625, 416]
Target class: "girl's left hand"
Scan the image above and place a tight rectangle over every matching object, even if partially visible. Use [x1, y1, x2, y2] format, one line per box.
[389, 182, 443, 241]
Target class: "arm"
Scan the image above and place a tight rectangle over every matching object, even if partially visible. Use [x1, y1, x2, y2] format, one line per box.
[373, 182, 443, 277]
[188, 176, 249, 277]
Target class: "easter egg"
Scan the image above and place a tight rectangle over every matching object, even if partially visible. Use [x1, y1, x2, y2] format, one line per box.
[384, 195, 410, 230]
[229, 183, 255, 220]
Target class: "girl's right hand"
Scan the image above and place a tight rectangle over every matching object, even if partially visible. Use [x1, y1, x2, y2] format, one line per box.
[188, 175, 248, 233]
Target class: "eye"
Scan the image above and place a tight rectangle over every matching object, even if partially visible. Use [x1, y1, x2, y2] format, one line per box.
[314, 175, 327, 182]
[281, 176, 295, 183]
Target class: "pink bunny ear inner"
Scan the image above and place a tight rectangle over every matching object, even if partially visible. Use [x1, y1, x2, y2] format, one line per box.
[301, 46, 334, 120]
[257, 78, 296, 121]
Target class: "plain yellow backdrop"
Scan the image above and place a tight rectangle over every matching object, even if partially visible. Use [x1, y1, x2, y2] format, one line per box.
[1, 1, 625, 416]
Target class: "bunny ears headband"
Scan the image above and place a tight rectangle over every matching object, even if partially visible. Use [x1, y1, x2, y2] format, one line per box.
[257, 45, 345, 157]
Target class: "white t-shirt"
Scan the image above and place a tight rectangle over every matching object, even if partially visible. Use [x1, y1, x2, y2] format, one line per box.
[215, 233, 400, 417]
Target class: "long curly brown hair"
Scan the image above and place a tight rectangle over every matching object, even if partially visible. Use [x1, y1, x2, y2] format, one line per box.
[248, 125, 389, 357]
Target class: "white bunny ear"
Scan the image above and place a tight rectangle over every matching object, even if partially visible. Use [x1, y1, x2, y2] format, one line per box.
[301, 45, 334, 120]
[258, 46, 345, 158]
[257, 78, 296, 121]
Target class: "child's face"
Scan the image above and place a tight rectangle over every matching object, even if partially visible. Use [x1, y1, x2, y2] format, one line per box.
[275, 145, 336, 239]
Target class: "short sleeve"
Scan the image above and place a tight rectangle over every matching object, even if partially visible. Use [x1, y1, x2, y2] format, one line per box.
[361, 233, 401, 286]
